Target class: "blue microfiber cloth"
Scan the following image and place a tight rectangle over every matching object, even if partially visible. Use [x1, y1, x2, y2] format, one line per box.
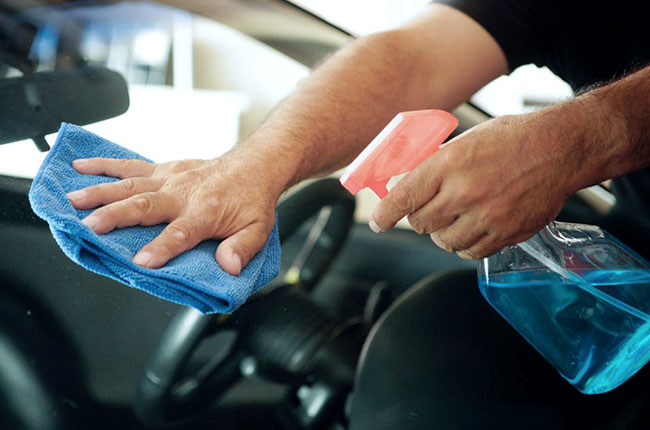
[28, 123, 280, 314]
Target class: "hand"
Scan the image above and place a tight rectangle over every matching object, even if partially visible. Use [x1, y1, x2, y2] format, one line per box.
[369, 110, 586, 259]
[66, 149, 284, 275]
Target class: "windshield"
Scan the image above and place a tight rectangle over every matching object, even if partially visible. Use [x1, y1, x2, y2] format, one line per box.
[0, 0, 351, 179]
[292, 0, 430, 36]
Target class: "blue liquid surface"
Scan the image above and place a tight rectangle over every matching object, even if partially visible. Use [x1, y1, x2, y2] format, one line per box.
[479, 269, 650, 394]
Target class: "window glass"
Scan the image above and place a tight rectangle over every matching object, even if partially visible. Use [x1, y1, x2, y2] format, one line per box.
[0, 1, 310, 178]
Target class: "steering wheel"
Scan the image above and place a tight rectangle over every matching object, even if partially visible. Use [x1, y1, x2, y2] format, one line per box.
[134, 178, 357, 427]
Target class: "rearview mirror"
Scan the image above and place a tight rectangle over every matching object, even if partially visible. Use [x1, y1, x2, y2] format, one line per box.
[0, 67, 130, 151]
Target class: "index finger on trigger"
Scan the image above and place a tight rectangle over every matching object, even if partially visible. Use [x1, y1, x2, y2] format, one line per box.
[370, 157, 443, 232]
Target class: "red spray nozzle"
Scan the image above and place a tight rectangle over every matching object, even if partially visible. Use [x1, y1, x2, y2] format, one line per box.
[340, 109, 458, 198]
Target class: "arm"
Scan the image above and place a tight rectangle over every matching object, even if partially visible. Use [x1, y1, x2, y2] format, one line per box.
[241, 4, 507, 187]
[580, 66, 650, 180]
[67, 4, 507, 274]
[370, 64, 650, 259]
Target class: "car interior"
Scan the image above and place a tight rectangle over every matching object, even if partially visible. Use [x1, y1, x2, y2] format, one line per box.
[0, 1, 637, 429]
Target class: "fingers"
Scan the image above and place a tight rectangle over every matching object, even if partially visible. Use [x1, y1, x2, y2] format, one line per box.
[370, 158, 443, 232]
[72, 157, 156, 179]
[215, 222, 274, 276]
[132, 217, 208, 269]
[69, 155, 279, 274]
[81, 192, 178, 234]
[429, 214, 486, 253]
[67, 177, 163, 210]
[130, 219, 274, 273]
[456, 233, 498, 260]
[406, 188, 457, 234]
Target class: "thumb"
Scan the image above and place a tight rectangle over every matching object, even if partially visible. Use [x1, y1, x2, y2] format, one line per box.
[215, 222, 272, 276]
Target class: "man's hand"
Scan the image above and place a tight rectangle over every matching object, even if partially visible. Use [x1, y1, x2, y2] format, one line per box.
[371, 63, 650, 260]
[66, 149, 284, 275]
[369, 103, 610, 260]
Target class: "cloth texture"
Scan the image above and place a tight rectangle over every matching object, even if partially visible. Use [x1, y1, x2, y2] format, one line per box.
[28, 123, 280, 314]
[435, 0, 650, 236]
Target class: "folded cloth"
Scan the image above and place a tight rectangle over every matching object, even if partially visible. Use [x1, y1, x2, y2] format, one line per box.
[28, 123, 280, 314]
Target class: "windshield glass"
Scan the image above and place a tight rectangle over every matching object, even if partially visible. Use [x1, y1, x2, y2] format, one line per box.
[292, 0, 430, 36]
[0, 0, 350, 178]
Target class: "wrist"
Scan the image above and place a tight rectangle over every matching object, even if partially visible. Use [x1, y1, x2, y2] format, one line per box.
[540, 94, 630, 195]
[581, 91, 632, 176]
[227, 134, 304, 198]
[562, 66, 650, 193]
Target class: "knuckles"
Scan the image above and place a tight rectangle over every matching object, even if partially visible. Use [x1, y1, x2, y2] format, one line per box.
[121, 178, 138, 194]
[132, 195, 153, 214]
[457, 180, 486, 206]
[157, 159, 203, 175]
[166, 223, 194, 244]
[95, 204, 118, 223]
[199, 196, 221, 213]
[389, 184, 418, 215]
[122, 159, 138, 169]
[407, 213, 429, 235]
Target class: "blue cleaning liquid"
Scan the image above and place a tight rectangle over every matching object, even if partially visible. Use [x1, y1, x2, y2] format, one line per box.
[479, 269, 650, 394]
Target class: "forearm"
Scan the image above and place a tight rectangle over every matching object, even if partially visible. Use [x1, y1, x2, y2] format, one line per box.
[233, 5, 507, 197]
[589, 65, 650, 174]
[242, 30, 438, 187]
[563, 65, 650, 192]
